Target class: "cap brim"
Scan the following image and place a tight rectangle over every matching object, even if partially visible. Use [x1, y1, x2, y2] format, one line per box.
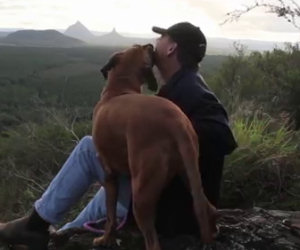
[152, 26, 167, 34]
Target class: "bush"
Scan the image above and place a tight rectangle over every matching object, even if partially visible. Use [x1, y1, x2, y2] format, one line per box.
[211, 43, 300, 128]
[221, 104, 300, 209]
[0, 110, 92, 220]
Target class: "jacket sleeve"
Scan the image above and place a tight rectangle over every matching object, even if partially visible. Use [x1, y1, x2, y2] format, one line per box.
[160, 77, 237, 155]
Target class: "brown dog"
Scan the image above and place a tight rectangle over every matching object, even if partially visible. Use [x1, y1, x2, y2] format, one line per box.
[92, 44, 217, 250]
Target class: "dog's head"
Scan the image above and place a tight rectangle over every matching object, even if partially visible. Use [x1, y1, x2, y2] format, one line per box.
[101, 44, 158, 92]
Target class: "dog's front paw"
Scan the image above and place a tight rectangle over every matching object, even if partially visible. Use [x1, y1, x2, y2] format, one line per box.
[93, 235, 115, 247]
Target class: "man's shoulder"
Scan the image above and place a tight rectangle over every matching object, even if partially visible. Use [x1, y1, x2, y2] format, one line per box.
[179, 72, 218, 100]
[177, 71, 201, 91]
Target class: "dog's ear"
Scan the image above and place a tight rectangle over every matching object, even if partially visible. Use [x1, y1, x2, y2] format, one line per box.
[101, 53, 120, 79]
[144, 67, 158, 92]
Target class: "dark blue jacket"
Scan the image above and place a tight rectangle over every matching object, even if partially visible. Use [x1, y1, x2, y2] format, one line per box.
[157, 68, 237, 155]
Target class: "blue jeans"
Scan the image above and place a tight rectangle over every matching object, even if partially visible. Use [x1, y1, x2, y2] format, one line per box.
[34, 136, 131, 228]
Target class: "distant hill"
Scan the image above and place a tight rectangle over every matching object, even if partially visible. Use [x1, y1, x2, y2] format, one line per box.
[88, 30, 283, 54]
[2, 29, 86, 47]
[0, 22, 285, 53]
[86, 23, 283, 53]
[207, 37, 284, 54]
[0, 31, 10, 37]
[64, 21, 95, 42]
[89, 28, 152, 47]
[63, 21, 151, 47]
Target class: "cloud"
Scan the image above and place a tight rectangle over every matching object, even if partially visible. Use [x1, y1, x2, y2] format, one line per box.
[183, 0, 299, 41]
[221, 7, 299, 36]
[0, 5, 25, 10]
[185, 0, 238, 20]
[0, 0, 298, 41]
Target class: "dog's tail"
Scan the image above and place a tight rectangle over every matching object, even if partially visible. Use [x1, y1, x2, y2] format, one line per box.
[176, 122, 218, 243]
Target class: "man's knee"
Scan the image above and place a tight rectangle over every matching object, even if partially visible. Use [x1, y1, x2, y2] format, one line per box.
[77, 136, 95, 152]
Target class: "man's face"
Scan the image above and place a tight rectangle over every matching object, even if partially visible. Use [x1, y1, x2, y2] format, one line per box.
[154, 34, 177, 67]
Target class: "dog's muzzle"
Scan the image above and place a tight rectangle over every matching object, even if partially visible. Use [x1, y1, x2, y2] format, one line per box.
[144, 44, 155, 68]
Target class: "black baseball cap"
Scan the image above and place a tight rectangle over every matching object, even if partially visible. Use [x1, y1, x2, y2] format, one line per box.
[152, 22, 207, 62]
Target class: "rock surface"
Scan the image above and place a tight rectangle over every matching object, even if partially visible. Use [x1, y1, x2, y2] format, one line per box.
[1, 208, 300, 250]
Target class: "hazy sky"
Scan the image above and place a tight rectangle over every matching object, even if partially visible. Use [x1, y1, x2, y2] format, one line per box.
[0, 0, 299, 42]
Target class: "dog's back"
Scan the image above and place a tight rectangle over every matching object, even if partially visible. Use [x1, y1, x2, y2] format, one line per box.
[93, 94, 193, 172]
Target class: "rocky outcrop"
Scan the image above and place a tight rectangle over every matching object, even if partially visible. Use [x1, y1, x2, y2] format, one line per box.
[46, 207, 300, 250]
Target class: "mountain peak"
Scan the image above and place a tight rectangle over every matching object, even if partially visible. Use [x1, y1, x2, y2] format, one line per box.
[75, 20, 83, 25]
[73, 21, 87, 29]
[65, 21, 94, 42]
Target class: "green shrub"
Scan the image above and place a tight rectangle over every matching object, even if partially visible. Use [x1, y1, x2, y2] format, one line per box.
[222, 106, 300, 209]
[211, 43, 300, 128]
[0, 110, 92, 220]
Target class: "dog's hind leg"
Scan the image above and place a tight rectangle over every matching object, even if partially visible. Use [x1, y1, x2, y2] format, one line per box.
[176, 128, 218, 243]
[132, 178, 163, 250]
[130, 150, 170, 250]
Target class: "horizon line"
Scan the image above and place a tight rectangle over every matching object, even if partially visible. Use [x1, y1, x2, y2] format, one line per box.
[0, 27, 294, 44]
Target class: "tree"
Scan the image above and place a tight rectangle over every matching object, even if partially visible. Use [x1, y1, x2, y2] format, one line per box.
[223, 0, 300, 29]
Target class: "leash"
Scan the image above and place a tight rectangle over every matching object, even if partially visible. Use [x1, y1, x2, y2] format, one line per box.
[83, 214, 127, 234]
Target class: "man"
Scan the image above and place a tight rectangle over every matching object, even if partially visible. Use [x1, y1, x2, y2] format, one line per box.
[0, 22, 237, 248]
[152, 23, 237, 235]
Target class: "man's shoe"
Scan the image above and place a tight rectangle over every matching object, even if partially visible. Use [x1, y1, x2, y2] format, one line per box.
[50, 226, 89, 247]
[0, 210, 50, 250]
